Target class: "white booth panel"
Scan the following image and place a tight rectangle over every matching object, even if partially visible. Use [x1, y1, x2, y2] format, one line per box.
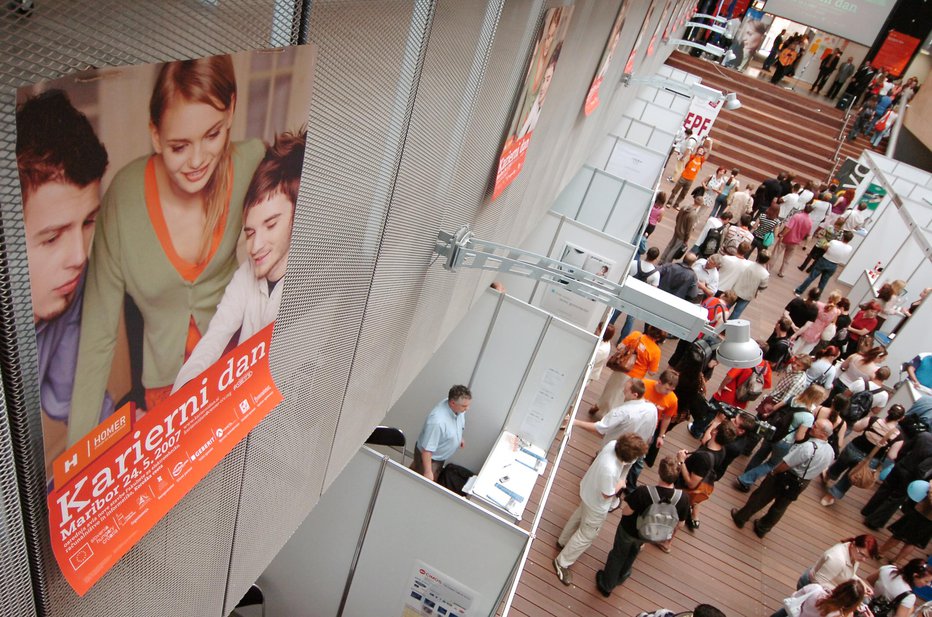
[386, 291, 498, 449]
[891, 161, 931, 186]
[614, 116, 633, 139]
[504, 318, 593, 448]
[892, 177, 917, 197]
[551, 166, 595, 220]
[885, 301, 932, 388]
[624, 119, 655, 147]
[879, 236, 927, 289]
[604, 182, 655, 241]
[341, 460, 528, 617]
[578, 170, 624, 231]
[628, 97, 648, 120]
[256, 449, 383, 617]
[587, 136, 615, 170]
[646, 126, 676, 152]
[464, 297, 548, 471]
[604, 139, 666, 186]
[913, 185, 932, 205]
[502, 213, 561, 305]
[840, 208, 908, 285]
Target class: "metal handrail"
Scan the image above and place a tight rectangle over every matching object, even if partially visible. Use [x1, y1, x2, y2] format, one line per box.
[827, 108, 856, 183]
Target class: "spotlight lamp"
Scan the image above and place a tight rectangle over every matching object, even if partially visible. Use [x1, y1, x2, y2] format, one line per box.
[716, 320, 763, 369]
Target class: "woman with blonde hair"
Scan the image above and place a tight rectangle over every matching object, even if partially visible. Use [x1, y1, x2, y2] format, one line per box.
[68, 55, 265, 444]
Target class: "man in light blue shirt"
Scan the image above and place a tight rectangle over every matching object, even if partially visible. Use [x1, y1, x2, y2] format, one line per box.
[411, 385, 471, 482]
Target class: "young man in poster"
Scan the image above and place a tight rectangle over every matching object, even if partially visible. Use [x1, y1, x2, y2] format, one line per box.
[16, 90, 115, 475]
[172, 129, 306, 392]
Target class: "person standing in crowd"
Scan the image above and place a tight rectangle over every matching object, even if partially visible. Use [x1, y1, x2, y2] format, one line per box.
[590, 326, 663, 418]
[411, 385, 471, 482]
[862, 429, 932, 530]
[749, 204, 781, 261]
[628, 370, 680, 490]
[587, 323, 615, 388]
[554, 434, 648, 585]
[785, 289, 822, 336]
[701, 167, 728, 210]
[829, 345, 888, 404]
[730, 250, 770, 319]
[611, 246, 661, 341]
[800, 217, 845, 273]
[774, 204, 813, 277]
[844, 202, 870, 233]
[811, 48, 841, 93]
[717, 242, 752, 295]
[576, 378, 657, 447]
[721, 213, 756, 255]
[808, 192, 832, 230]
[796, 535, 879, 589]
[770, 40, 801, 85]
[693, 210, 732, 257]
[807, 346, 842, 389]
[667, 146, 708, 210]
[645, 192, 665, 236]
[692, 254, 720, 300]
[660, 195, 700, 264]
[773, 579, 867, 617]
[826, 56, 856, 99]
[907, 353, 932, 389]
[865, 559, 932, 615]
[737, 385, 826, 492]
[636, 605, 726, 617]
[731, 183, 755, 216]
[762, 29, 788, 71]
[848, 98, 878, 141]
[669, 129, 698, 182]
[658, 252, 700, 301]
[792, 291, 842, 355]
[675, 421, 737, 532]
[795, 230, 854, 297]
[731, 418, 835, 537]
[844, 301, 881, 358]
[596, 456, 690, 596]
[711, 168, 740, 219]
[821, 403, 904, 506]
[880, 482, 932, 565]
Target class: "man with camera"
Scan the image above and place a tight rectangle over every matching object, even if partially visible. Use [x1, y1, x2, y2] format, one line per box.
[731, 419, 835, 538]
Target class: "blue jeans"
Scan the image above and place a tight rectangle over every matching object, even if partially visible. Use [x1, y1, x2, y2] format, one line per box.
[795, 257, 838, 295]
[738, 440, 790, 488]
[730, 297, 750, 319]
[827, 444, 878, 500]
[710, 193, 729, 219]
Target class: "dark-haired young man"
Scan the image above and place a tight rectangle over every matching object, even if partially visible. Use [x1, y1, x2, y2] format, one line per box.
[15, 89, 114, 474]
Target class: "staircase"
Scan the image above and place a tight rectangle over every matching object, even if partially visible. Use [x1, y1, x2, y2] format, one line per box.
[665, 51, 875, 185]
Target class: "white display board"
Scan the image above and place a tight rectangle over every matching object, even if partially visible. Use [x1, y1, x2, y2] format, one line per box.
[763, 0, 895, 46]
[255, 448, 383, 617]
[383, 289, 596, 471]
[884, 299, 932, 388]
[341, 459, 528, 617]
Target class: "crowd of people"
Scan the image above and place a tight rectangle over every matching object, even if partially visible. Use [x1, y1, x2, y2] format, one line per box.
[547, 154, 932, 614]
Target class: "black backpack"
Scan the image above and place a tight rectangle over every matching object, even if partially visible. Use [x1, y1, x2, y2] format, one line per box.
[700, 225, 725, 257]
[868, 590, 912, 617]
[633, 259, 656, 283]
[437, 463, 474, 496]
[842, 379, 881, 424]
[769, 404, 806, 443]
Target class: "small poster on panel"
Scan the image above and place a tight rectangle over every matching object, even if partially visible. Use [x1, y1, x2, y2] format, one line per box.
[539, 242, 615, 328]
[402, 560, 478, 616]
[14, 46, 316, 595]
[623, 4, 657, 76]
[645, 0, 675, 59]
[492, 5, 574, 200]
[583, 3, 632, 116]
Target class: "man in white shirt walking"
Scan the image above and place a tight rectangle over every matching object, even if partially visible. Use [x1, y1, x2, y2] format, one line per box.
[574, 378, 658, 446]
[716, 241, 752, 297]
[730, 251, 770, 319]
[795, 230, 854, 296]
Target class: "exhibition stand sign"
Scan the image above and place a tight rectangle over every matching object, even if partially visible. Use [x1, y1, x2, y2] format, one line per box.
[493, 5, 574, 199]
[583, 2, 632, 116]
[682, 95, 722, 140]
[13, 46, 316, 594]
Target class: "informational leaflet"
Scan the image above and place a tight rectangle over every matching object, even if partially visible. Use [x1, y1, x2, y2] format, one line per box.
[402, 561, 478, 617]
[14, 45, 316, 594]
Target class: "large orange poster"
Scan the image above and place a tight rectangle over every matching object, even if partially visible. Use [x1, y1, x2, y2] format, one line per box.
[492, 5, 574, 199]
[583, 3, 632, 117]
[14, 46, 315, 594]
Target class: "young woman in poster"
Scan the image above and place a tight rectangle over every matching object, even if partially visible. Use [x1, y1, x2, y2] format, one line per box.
[67, 55, 264, 446]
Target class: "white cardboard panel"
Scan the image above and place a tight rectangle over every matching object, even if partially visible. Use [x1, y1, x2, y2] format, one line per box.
[641, 103, 683, 136]
[625, 119, 654, 147]
[551, 166, 594, 220]
[587, 136, 615, 169]
[840, 208, 907, 285]
[578, 171, 624, 231]
[504, 318, 595, 449]
[386, 291, 498, 450]
[464, 297, 547, 470]
[257, 448, 383, 617]
[604, 182, 654, 242]
[341, 460, 528, 617]
[646, 126, 675, 152]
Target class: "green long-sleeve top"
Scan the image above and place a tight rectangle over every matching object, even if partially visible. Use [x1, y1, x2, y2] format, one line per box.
[67, 139, 264, 445]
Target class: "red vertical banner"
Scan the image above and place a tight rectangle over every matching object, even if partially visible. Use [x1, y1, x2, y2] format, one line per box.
[871, 30, 920, 77]
[583, 3, 632, 117]
[492, 5, 574, 200]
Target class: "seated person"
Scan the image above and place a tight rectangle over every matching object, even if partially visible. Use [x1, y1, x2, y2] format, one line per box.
[172, 129, 306, 392]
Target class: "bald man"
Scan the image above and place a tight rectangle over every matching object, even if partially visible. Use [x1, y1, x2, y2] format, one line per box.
[730, 419, 835, 537]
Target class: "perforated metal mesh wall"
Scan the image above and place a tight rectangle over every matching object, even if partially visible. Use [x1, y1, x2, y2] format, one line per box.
[0, 0, 682, 615]
[0, 2, 299, 616]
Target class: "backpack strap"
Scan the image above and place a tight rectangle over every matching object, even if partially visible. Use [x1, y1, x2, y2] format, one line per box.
[636, 259, 645, 279]
[669, 488, 682, 506]
[646, 484, 660, 504]
[891, 589, 912, 609]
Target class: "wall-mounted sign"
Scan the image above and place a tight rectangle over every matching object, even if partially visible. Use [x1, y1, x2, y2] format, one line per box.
[15, 46, 316, 595]
[583, 3, 632, 116]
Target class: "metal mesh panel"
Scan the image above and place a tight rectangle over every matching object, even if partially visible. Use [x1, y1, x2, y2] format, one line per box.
[223, 0, 435, 611]
[0, 2, 300, 616]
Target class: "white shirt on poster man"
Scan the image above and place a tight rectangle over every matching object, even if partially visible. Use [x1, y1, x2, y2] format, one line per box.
[692, 258, 720, 296]
[823, 239, 853, 264]
[580, 440, 630, 513]
[717, 254, 750, 292]
[594, 398, 658, 446]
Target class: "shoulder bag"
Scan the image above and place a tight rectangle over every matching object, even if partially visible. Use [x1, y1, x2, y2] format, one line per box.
[606, 334, 643, 373]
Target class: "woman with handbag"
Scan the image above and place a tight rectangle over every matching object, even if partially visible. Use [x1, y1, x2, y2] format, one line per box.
[590, 326, 662, 419]
[865, 559, 932, 617]
[773, 578, 866, 617]
[821, 404, 905, 506]
[796, 537, 878, 591]
[792, 292, 843, 356]
[879, 483, 932, 565]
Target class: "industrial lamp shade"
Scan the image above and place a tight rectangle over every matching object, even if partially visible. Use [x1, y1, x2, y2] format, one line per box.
[724, 92, 742, 110]
[717, 320, 762, 368]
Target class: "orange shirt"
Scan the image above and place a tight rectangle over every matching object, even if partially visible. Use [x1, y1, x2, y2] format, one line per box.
[621, 331, 661, 379]
[681, 154, 706, 181]
[644, 379, 678, 421]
